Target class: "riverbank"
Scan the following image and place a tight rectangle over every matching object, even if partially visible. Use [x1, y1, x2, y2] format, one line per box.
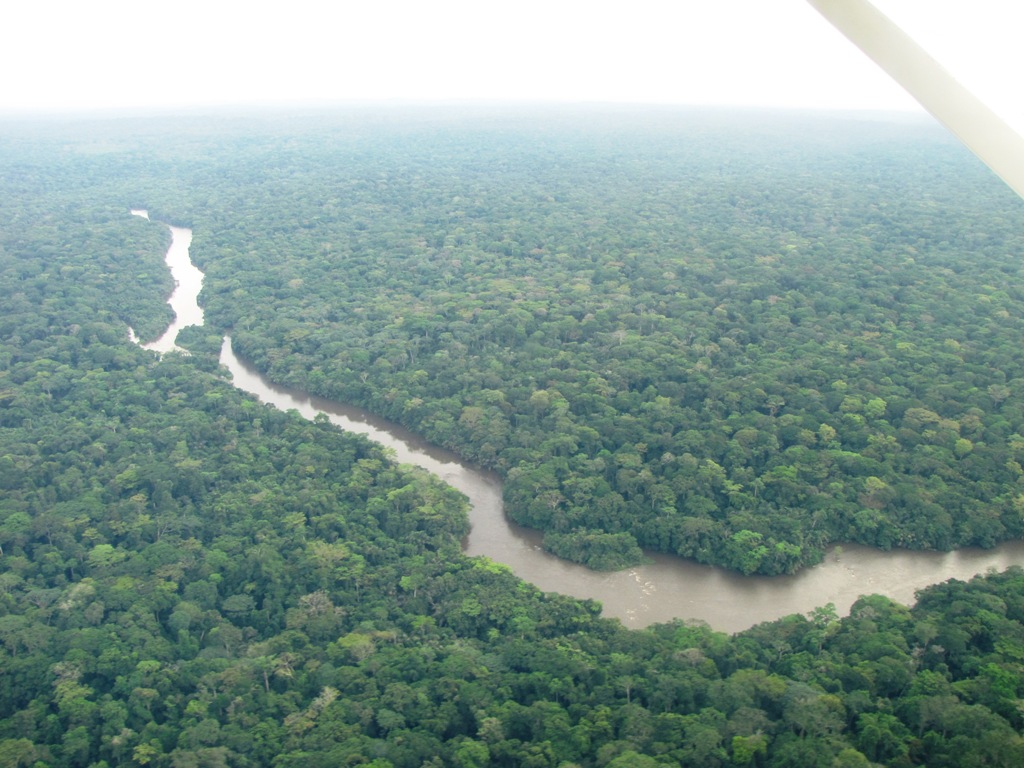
[220, 337, 1024, 632]
[135, 212, 1024, 632]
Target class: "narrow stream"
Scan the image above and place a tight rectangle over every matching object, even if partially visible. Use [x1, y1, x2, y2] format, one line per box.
[135, 212, 1024, 633]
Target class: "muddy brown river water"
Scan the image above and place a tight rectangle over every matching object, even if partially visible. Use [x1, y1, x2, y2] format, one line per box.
[135, 213, 1024, 633]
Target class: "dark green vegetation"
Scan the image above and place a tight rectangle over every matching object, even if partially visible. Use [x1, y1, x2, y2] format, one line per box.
[2, 107, 1024, 767]
[166, 107, 1024, 574]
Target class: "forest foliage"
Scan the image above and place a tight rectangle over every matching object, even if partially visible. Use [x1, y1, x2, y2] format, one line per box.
[137, 106, 1024, 574]
[2, 107, 1024, 767]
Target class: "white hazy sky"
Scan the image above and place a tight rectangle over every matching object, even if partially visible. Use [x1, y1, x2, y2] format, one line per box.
[1, 1, 1020, 128]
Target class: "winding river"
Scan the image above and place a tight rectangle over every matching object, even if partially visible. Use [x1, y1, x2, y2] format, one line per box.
[129, 210, 202, 354]
[136, 213, 1024, 633]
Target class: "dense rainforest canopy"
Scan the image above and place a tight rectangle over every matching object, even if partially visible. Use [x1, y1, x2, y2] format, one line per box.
[2, 107, 1024, 767]
[135, 106, 1024, 574]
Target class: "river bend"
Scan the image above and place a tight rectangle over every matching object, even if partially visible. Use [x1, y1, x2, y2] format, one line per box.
[137, 214, 1024, 633]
